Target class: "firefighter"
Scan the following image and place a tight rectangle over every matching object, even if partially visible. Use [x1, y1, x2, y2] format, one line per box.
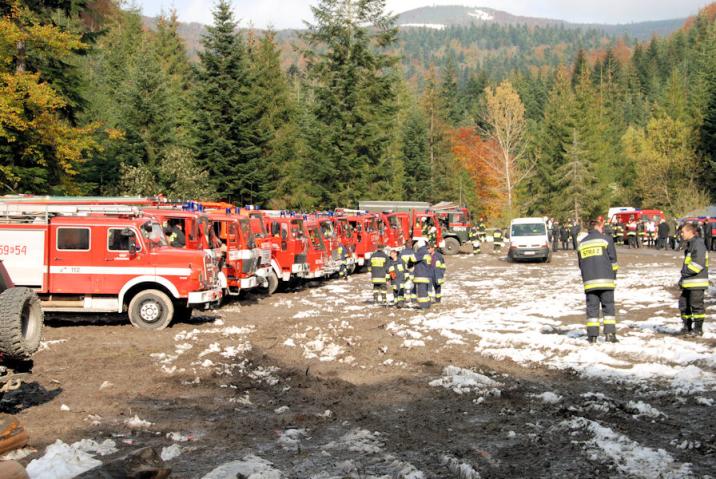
[615, 222, 624, 246]
[678, 223, 709, 336]
[400, 240, 417, 302]
[626, 218, 638, 248]
[637, 221, 645, 248]
[388, 249, 406, 308]
[478, 218, 487, 242]
[163, 222, 186, 248]
[493, 228, 504, 252]
[469, 226, 481, 255]
[577, 219, 619, 343]
[368, 246, 390, 305]
[571, 221, 581, 250]
[413, 241, 433, 309]
[431, 244, 446, 303]
[337, 242, 349, 281]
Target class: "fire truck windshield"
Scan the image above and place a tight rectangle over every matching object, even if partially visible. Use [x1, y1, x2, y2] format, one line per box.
[320, 221, 334, 238]
[142, 221, 168, 247]
[239, 219, 256, 248]
[291, 220, 304, 239]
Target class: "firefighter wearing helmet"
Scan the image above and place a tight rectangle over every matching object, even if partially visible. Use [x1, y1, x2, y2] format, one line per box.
[577, 218, 619, 344]
[413, 240, 433, 309]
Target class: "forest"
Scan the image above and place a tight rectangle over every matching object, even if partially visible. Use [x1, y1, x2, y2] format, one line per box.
[2, 0, 716, 223]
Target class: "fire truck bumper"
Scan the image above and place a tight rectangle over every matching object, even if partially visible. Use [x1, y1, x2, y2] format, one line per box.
[304, 269, 324, 279]
[240, 276, 259, 289]
[188, 287, 223, 306]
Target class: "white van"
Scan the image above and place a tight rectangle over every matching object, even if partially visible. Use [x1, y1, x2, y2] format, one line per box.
[507, 217, 551, 263]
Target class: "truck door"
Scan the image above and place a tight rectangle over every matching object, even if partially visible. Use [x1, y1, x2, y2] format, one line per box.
[49, 225, 96, 294]
[99, 226, 144, 295]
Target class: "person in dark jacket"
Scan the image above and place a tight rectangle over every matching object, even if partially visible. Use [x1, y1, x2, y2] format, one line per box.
[703, 220, 713, 252]
[368, 246, 390, 305]
[388, 250, 406, 308]
[431, 245, 446, 303]
[413, 242, 433, 309]
[560, 224, 570, 251]
[400, 241, 417, 302]
[577, 219, 619, 343]
[571, 222, 581, 250]
[551, 221, 560, 251]
[678, 223, 709, 336]
[337, 242, 349, 280]
[657, 220, 670, 250]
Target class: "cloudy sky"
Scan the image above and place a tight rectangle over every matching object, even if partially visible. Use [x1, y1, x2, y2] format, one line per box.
[136, 0, 708, 28]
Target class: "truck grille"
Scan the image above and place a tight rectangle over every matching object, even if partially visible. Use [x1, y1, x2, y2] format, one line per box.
[295, 253, 307, 264]
[260, 247, 271, 265]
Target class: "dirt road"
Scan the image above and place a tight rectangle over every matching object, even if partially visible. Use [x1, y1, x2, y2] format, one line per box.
[3, 246, 715, 478]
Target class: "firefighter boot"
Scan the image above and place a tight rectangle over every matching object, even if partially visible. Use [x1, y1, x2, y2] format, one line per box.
[692, 321, 704, 337]
[680, 318, 693, 335]
[606, 333, 619, 343]
[587, 336, 597, 344]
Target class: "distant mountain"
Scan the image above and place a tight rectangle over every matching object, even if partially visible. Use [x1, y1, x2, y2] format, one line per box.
[396, 5, 685, 40]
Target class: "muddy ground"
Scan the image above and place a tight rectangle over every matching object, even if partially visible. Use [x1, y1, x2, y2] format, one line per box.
[2, 246, 715, 478]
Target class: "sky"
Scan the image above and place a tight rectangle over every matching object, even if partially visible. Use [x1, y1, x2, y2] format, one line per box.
[135, 0, 710, 28]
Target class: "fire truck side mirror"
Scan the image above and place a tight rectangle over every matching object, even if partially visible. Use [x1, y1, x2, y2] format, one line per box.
[280, 228, 288, 240]
[128, 240, 138, 256]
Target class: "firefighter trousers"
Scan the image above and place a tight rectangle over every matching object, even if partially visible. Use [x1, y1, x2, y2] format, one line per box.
[415, 282, 431, 309]
[373, 283, 387, 304]
[393, 286, 405, 307]
[433, 283, 442, 303]
[585, 290, 616, 338]
[679, 289, 705, 331]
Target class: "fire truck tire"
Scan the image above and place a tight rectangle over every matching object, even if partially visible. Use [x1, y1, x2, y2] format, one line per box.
[347, 263, 356, 275]
[443, 237, 460, 256]
[128, 290, 174, 330]
[266, 271, 279, 296]
[0, 287, 44, 361]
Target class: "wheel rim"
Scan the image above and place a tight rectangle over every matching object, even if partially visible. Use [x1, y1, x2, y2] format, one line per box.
[139, 299, 162, 323]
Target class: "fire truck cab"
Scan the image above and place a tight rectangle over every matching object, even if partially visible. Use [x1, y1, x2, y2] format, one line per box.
[257, 213, 310, 285]
[434, 207, 472, 255]
[0, 205, 221, 330]
[346, 214, 380, 267]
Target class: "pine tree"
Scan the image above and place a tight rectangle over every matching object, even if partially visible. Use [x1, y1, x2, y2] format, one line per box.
[440, 53, 463, 125]
[302, 0, 399, 206]
[554, 129, 598, 221]
[193, 0, 265, 203]
[401, 107, 431, 201]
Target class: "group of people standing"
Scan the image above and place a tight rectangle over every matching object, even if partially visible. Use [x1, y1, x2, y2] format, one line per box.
[576, 216, 709, 343]
[547, 220, 582, 251]
[369, 240, 445, 310]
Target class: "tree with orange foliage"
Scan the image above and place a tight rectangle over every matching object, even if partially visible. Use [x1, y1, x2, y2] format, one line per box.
[450, 127, 503, 219]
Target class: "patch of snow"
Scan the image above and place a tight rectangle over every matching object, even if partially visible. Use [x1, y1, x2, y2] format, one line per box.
[160, 444, 182, 461]
[60, 404, 70, 412]
[440, 455, 481, 479]
[532, 391, 563, 404]
[627, 401, 664, 418]
[402, 339, 425, 348]
[166, 431, 192, 442]
[99, 381, 113, 390]
[468, 9, 494, 21]
[26, 440, 103, 479]
[325, 429, 384, 454]
[400, 23, 446, 30]
[37, 339, 67, 352]
[201, 455, 283, 479]
[429, 366, 502, 396]
[124, 415, 153, 429]
[277, 428, 306, 451]
[274, 406, 290, 414]
[283, 338, 296, 347]
[565, 417, 693, 478]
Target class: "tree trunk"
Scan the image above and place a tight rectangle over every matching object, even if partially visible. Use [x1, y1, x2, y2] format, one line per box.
[16, 41, 26, 73]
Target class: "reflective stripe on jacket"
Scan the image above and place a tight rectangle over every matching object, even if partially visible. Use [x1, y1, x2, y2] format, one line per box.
[578, 231, 618, 292]
[681, 237, 709, 290]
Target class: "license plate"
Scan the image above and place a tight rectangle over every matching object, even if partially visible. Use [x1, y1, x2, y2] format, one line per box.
[524, 251, 536, 256]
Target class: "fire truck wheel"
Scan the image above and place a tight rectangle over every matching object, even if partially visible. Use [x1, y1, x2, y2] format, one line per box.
[347, 263, 356, 275]
[266, 271, 279, 296]
[128, 290, 174, 330]
[443, 237, 460, 256]
[0, 287, 44, 361]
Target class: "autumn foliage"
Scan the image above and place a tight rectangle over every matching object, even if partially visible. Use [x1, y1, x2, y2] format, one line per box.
[450, 128, 504, 219]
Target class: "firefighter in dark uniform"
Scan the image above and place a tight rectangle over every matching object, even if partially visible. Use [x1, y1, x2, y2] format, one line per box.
[469, 226, 481, 255]
[431, 244, 446, 303]
[577, 219, 619, 343]
[388, 250, 406, 308]
[164, 222, 186, 248]
[368, 246, 390, 305]
[551, 221, 560, 252]
[615, 222, 624, 246]
[337, 242, 349, 281]
[678, 223, 709, 336]
[478, 218, 487, 242]
[413, 242, 433, 309]
[571, 222, 581, 250]
[637, 221, 645, 248]
[493, 228, 504, 252]
[400, 240, 417, 302]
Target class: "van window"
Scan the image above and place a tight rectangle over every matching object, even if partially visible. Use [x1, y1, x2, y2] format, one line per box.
[57, 228, 90, 251]
[108, 228, 140, 252]
[511, 223, 547, 237]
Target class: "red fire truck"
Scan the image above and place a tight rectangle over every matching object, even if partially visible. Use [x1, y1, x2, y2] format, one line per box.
[611, 209, 665, 225]
[379, 212, 410, 249]
[253, 212, 311, 289]
[304, 219, 334, 278]
[0, 204, 221, 330]
[345, 214, 380, 267]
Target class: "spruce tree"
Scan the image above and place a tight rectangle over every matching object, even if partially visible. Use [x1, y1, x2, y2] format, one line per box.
[194, 0, 265, 203]
[302, 0, 399, 206]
